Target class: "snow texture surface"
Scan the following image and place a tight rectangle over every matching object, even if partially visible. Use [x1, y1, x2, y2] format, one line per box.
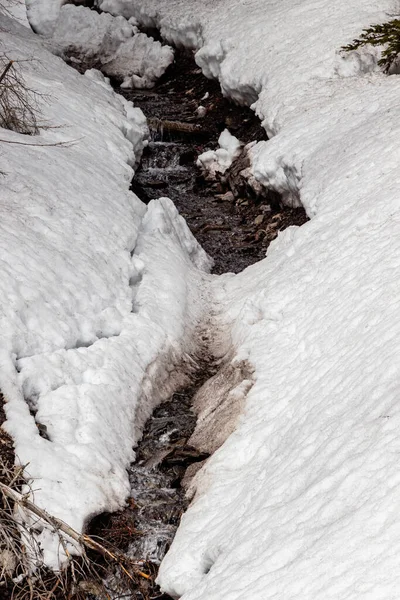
[3, 0, 29, 25]
[0, 15, 211, 567]
[196, 129, 242, 179]
[25, 0, 67, 35]
[51, 5, 174, 89]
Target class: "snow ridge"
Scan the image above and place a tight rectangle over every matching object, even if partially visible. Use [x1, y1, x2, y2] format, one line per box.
[0, 16, 211, 567]
[52, 5, 175, 89]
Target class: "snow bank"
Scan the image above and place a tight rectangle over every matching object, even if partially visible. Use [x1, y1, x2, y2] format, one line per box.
[196, 129, 242, 180]
[50, 5, 174, 89]
[0, 16, 211, 567]
[15, 0, 400, 596]
[53, 5, 134, 56]
[102, 0, 391, 104]
[25, 0, 67, 35]
[86, 0, 400, 599]
[98, 0, 204, 49]
[2, 0, 29, 26]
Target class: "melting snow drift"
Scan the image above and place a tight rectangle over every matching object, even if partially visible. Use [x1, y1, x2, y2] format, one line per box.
[0, 14, 211, 567]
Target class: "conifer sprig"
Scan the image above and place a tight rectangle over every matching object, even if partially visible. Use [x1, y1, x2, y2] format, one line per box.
[342, 19, 400, 73]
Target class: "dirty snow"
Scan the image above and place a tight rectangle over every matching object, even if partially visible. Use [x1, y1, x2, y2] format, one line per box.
[50, 5, 174, 89]
[0, 15, 211, 567]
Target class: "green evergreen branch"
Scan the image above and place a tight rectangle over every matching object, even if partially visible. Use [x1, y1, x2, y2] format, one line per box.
[342, 19, 400, 73]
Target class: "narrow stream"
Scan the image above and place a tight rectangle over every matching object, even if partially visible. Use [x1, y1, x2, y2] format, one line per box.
[89, 355, 217, 599]
[124, 50, 307, 274]
[83, 46, 308, 599]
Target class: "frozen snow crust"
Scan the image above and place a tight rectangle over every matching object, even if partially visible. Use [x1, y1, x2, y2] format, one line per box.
[0, 17, 211, 567]
[86, 0, 400, 599]
[196, 128, 242, 179]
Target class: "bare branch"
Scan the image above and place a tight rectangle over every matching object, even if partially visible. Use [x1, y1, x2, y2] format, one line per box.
[0, 56, 40, 134]
[0, 137, 81, 147]
[0, 60, 13, 85]
[0, 481, 151, 581]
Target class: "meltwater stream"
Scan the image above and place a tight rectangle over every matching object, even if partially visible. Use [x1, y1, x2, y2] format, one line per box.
[84, 48, 308, 599]
[88, 357, 218, 599]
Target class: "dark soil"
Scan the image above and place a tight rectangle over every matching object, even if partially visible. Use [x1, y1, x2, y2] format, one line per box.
[0, 393, 15, 480]
[122, 50, 308, 274]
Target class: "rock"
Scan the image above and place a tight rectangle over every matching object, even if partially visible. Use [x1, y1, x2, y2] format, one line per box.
[181, 459, 208, 494]
[223, 143, 282, 210]
[78, 580, 107, 597]
[196, 106, 207, 118]
[214, 191, 234, 202]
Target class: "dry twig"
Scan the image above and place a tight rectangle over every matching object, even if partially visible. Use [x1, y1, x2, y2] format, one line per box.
[0, 464, 153, 599]
[0, 481, 151, 578]
[0, 56, 40, 134]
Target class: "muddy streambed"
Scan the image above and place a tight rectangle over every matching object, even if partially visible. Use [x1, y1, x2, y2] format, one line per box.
[88, 362, 216, 599]
[123, 50, 308, 274]
[79, 49, 308, 598]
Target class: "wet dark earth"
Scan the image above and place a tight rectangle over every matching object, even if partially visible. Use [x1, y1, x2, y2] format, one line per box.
[123, 50, 308, 274]
[88, 363, 217, 600]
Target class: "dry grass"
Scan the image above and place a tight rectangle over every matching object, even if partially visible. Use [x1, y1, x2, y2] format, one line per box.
[0, 393, 156, 599]
[0, 472, 155, 599]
